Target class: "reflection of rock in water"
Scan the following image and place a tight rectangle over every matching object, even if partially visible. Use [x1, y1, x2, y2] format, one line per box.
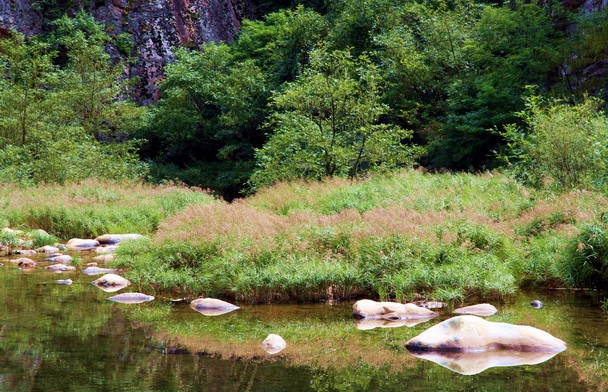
[408, 350, 561, 375]
[107, 293, 155, 304]
[353, 299, 438, 320]
[354, 317, 434, 330]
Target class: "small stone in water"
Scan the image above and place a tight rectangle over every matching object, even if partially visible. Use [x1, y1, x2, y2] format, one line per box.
[261, 334, 287, 354]
[531, 300, 543, 309]
[55, 279, 73, 285]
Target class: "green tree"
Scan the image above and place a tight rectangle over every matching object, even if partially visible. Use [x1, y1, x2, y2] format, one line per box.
[50, 11, 143, 138]
[501, 95, 608, 190]
[0, 32, 57, 146]
[250, 49, 423, 189]
[138, 43, 269, 198]
[233, 5, 328, 83]
[0, 21, 145, 185]
[427, 3, 560, 169]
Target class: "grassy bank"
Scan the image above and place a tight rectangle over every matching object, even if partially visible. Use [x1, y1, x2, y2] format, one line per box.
[2, 172, 606, 302]
[0, 179, 216, 239]
[110, 169, 607, 302]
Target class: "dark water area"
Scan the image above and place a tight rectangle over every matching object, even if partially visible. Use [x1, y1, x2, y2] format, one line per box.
[1, 254, 607, 392]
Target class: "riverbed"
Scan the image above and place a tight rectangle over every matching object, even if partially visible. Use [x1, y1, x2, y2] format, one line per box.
[1, 254, 607, 391]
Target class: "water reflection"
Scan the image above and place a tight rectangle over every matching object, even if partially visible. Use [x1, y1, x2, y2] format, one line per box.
[407, 349, 562, 375]
[354, 317, 434, 330]
[1, 253, 608, 391]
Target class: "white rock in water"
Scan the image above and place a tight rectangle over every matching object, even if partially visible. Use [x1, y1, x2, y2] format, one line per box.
[66, 238, 100, 250]
[453, 303, 498, 317]
[353, 299, 437, 320]
[55, 279, 73, 285]
[46, 264, 76, 272]
[190, 298, 240, 316]
[37, 245, 60, 254]
[261, 334, 287, 354]
[95, 234, 144, 245]
[405, 315, 567, 353]
[91, 273, 130, 287]
[45, 254, 72, 263]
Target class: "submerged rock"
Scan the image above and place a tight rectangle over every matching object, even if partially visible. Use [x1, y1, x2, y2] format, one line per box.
[405, 315, 566, 353]
[55, 279, 73, 285]
[11, 257, 35, 264]
[66, 238, 100, 250]
[95, 245, 119, 254]
[453, 303, 497, 317]
[95, 234, 144, 245]
[14, 258, 36, 269]
[418, 301, 447, 309]
[107, 293, 155, 304]
[409, 349, 561, 375]
[353, 299, 437, 320]
[45, 254, 72, 263]
[82, 267, 117, 275]
[15, 249, 37, 255]
[531, 300, 543, 309]
[46, 264, 76, 272]
[37, 245, 60, 254]
[261, 334, 287, 354]
[93, 254, 115, 262]
[190, 298, 240, 316]
[91, 274, 131, 292]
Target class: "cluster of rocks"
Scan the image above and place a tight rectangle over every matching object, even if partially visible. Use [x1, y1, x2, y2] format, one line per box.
[1, 227, 286, 355]
[352, 298, 565, 375]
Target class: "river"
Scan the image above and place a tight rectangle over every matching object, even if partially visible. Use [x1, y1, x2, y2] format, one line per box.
[1, 253, 607, 391]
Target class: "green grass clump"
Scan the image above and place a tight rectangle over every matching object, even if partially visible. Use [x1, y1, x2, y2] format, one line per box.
[563, 223, 608, 290]
[0, 179, 216, 239]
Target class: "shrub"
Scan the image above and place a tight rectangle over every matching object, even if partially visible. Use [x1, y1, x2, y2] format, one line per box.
[563, 223, 608, 290]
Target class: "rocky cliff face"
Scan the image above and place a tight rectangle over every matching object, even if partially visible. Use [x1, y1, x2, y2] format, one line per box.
[0, 0, 255, 102]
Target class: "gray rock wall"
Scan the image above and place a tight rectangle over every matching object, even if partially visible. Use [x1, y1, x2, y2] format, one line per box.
[0, 0, 255, 102]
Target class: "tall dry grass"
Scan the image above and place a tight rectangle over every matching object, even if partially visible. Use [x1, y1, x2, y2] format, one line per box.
[114, 169, 608, 302]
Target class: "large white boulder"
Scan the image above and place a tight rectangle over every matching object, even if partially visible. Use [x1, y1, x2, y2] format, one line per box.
[405, 315, 566, 353]
[353, 299, 437, 320]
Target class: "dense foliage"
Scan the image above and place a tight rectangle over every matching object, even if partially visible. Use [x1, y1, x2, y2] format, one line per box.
[1, 2, 607, 197]
[0, 12, 145, 185]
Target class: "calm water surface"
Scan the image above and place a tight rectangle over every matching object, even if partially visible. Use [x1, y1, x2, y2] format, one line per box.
[1, 254, 607, 391]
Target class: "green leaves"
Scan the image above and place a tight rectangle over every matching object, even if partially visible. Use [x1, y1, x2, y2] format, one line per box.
[0, 14, 145, 185]
[500, 95, 608, 191]
[250, 49, 423, 188]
